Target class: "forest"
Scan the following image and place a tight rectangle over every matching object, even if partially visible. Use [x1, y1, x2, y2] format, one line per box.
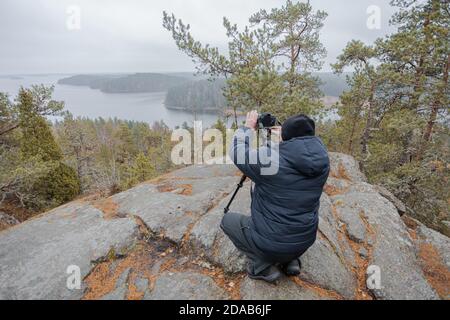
[0, 86, 176, 223]
[165, 79, 228, 112]
[58, 73, 189, 93]
[0, 0, 449, 236]
[163, 73, 349, 112]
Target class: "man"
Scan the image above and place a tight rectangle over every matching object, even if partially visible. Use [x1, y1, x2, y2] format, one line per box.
[221, 110, 330, 283]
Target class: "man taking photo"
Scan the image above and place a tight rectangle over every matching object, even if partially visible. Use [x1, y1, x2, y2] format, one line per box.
[221, 110, 330, 283]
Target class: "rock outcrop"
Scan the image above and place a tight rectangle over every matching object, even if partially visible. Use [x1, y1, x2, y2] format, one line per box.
[0, 212, 20, 231]
[0, 153, 448, 300]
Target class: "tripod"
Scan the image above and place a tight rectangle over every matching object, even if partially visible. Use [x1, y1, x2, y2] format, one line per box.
[223, 127, 277, 214]
[223, 175, 247, 214]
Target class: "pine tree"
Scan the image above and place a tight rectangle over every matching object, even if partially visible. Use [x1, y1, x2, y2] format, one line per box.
[14, 88, 80, 209]
[380, 0, 450, 159]
[17, 89, 63, 162]
[163, 0, 328, 123]
[124, 152, 155, 188]
[328, 0, 449, 235]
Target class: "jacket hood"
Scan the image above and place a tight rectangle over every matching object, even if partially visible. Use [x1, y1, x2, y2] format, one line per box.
[280, 136, 330, 177]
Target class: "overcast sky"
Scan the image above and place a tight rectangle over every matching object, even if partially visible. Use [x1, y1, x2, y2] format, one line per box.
[0, 0, 398, 75]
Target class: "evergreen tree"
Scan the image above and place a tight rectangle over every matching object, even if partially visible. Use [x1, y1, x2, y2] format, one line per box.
[328, 0, 449, 235]
[381, 0, 449, 160]
[163, 0, 328, 123]
[17, 89, 63, 162]
[1, 87, 80, 210]
[122, 152, 155, 189]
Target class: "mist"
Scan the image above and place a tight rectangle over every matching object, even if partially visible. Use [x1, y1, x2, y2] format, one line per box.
[0, 0, 397, 75]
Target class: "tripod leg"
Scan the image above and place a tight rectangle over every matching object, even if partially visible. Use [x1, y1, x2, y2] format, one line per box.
[224, 175, 247, 214]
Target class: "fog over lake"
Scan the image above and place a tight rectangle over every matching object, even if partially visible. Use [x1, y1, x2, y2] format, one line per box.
[0, 74, 225, 128]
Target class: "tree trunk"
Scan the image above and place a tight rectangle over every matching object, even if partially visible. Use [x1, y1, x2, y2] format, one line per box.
[410, 15, 430, 111]
[416, 53, 450, 160]
[0, 123, 19, 137]
[347, 106, 361, 154]
[361, 84, 376, 160]
[423, 53, 449, 143]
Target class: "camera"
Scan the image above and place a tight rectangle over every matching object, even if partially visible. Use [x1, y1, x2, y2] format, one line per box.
[257, 113, 278, 129]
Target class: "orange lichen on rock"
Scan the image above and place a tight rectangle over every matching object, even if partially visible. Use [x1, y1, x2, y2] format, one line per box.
[132, 216, 152, 240]
[338, 164, 351, 181]
[92, 198, 120, 220]
[349, 212, 376, 300]
[418, 243, 450, 299]
[83, 243, 158, 300]
[83, 258, 128, 300]
[178, 184, 193, 196]
[402, 215, 419, 230]
[317, 229, 348, 267]
[198, 265, 244, 300]
[291, 276, 343, 300]
[180, 221, 196, 250]
[346, 233, 374, 300]
[330, 163, 351, 181]
[126, 273, 146, 300]
[158, 252, 243, 300]
[157, 182, 193, 196]
[324, 184, 344, 196]
[157, 183, 176, 193]
[329, 205, 376, 300]
[159, 257, 177, 273]
[401, 216, 419, 240]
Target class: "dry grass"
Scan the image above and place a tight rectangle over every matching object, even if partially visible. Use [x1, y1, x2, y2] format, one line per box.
[418, 243, 450, 299]
[83, 243, 158, 300]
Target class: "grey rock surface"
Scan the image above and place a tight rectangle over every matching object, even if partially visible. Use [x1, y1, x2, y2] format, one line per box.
[0, 155, 448, 300]
[112, 165, 237, 244]
[373, 185, 407, 215]
[134, 277, 150, 294]
[101, 268, 131, 300]
[298, 194, 356, 299]
[328, 152, 367, 182]
[415, 219, 450, 268]
[300, 238, 355, 299]
[332, 183, 439, 300]
[240, 277, 325, 300]
[190, 182, 252, 273]
[0, 202, 139, 300]
[144, 272, 228, 300]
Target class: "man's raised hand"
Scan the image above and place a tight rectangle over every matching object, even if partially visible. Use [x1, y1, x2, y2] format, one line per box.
[245, 110, 258, 130]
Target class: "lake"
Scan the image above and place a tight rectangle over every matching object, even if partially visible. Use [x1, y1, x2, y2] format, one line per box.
[0, 74, 226, 128]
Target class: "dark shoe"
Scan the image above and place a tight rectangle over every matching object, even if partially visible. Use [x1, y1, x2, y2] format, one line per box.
[247, 265, 282, 284]
[282, 259, 302, 276]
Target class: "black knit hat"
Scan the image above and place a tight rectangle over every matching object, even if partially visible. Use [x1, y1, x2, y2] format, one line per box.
[281, 114, 315, 141]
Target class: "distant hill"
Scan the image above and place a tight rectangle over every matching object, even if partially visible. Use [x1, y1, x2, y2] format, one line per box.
[58, 72, 350, 112]
[57, 74, 122, 88]
[164, 72, 207, 81]
[164, 79, 227, 112]
[58, 73, 189, 93]
[100, 73, 189, 93]
[164, 72, 350, 112]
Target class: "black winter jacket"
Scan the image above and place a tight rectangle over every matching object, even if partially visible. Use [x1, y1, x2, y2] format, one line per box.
[230, 127, 330, 257]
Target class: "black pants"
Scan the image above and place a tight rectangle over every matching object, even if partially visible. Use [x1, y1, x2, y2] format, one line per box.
[220, 212, 303, 275]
